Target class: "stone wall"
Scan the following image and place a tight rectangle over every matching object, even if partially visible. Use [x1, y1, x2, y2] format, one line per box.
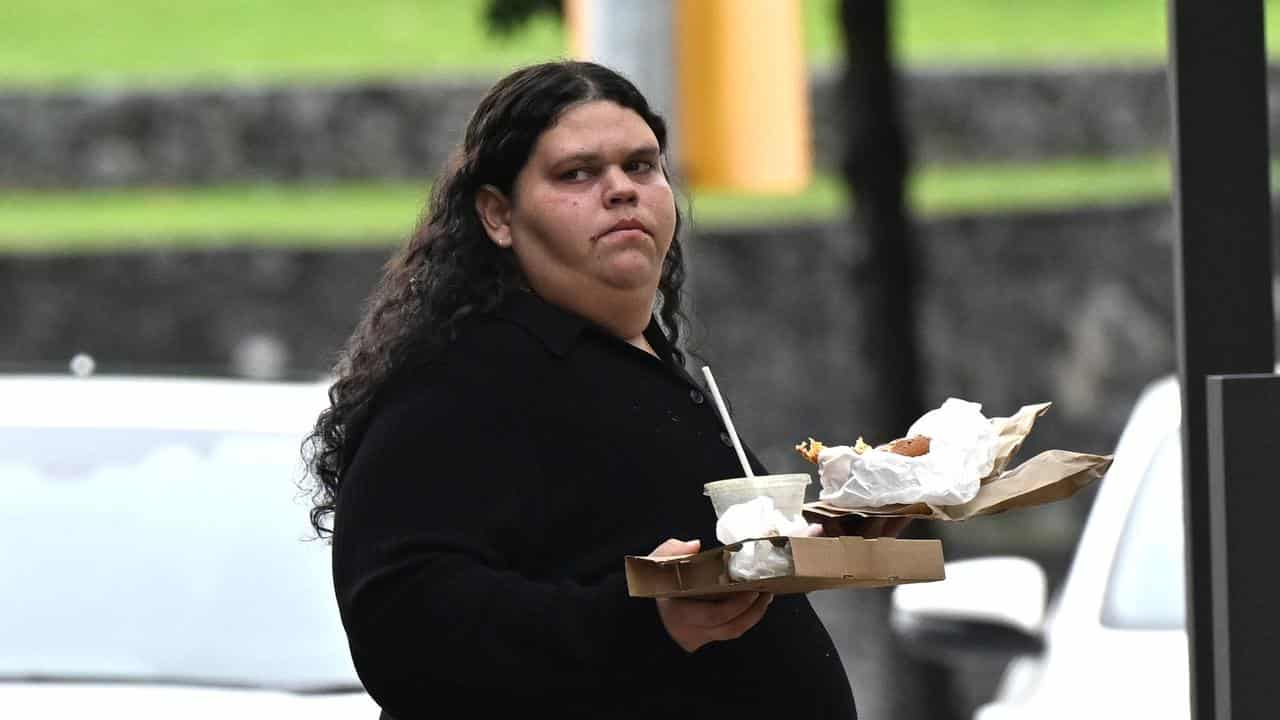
[0, 80, 482, 187]
[6, 66, 1277, 187]
[3, 202, 1193, 492]
[686, 202, 1179, 475]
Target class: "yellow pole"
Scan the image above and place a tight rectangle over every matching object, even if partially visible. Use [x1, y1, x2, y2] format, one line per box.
[564, 0, 591, 60]
[675, 0, 812, 193]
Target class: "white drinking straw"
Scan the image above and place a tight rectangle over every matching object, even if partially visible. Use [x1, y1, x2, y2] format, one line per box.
[701, 365, 754, 478]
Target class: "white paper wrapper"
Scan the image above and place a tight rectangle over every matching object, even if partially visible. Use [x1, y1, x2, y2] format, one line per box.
[716, 496, 812, 581]
[818, 398, 1000, 508]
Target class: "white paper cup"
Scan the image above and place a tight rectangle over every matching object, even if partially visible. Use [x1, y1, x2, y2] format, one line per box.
[703, 473, 812, 520]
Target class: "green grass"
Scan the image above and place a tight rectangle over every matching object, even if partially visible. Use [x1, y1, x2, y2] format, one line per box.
[0, 0, 567, 88]
[5, 0, 1280, 88]
[913, 154, 1172, 215]
[808, 0, 1262, 68]
[0, 182, 431, 250]
[0, 155, 1182, 251]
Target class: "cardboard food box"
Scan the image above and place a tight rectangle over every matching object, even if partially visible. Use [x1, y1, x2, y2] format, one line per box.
[625, 535, 945, 598]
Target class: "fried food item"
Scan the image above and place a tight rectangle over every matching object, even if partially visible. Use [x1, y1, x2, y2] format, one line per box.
[794, 434, 931, 464]
[878, 435, 931, 457]
[794, 437, 825, 464]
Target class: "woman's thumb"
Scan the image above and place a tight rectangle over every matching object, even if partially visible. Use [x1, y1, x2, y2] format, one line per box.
[650, 537, 701, 557]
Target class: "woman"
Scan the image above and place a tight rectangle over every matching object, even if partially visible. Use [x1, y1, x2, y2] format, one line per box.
[305, 61, 857, 719]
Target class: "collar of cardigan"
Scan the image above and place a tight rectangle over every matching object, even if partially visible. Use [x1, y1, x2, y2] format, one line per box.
[495, 290, 677, 365]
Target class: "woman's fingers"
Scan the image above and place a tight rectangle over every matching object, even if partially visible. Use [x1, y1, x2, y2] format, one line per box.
[706, 592, 773, 641]
[856, 516, 917, 538]
[859, 516, 887, 538]
[672, 591, 761, 628]
[656, 590, 776, 652]
[649, 537, 701, 557]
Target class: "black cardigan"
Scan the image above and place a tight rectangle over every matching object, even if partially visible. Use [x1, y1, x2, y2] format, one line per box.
[332, 291, 856, 719]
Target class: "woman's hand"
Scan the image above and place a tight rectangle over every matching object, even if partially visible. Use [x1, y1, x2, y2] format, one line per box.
[816, 515, 914, 539]
[647, 538, 774, 653]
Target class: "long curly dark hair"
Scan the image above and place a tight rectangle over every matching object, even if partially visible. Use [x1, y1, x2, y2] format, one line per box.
[303, 61, 688, 539]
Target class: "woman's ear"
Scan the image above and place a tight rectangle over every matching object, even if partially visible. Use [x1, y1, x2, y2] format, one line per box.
[475, 185, 513, 248]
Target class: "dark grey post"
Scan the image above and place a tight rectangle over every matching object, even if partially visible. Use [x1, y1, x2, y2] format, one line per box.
[1206, 375, 1280, 720]
[1167, 2, 1276, 719]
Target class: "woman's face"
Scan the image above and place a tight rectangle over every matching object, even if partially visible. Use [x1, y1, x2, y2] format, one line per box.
[476, 100, 677, 318]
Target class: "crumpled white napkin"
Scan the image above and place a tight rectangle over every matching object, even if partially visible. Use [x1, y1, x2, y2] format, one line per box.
[716, 496, 821, 581]
[818, 398, 1000, 508]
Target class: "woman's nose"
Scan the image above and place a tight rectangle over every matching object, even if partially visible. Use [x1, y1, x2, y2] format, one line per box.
[602, 166, 639, 206]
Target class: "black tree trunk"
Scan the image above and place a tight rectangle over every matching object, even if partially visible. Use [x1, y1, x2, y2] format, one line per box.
[840, 0, 922, 437]
[823, 2, 961, 719]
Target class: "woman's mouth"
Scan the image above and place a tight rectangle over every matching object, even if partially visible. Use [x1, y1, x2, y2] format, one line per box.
[602, 218, 650, 238]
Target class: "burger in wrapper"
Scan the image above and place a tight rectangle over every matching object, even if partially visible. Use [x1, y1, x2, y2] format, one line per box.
[795, 398, 1000, 509]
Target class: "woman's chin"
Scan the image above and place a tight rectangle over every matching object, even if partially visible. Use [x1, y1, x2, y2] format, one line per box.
[598, 252, 662, 291]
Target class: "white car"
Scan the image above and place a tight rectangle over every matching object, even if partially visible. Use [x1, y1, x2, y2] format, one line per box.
[891, 373, 1189, 718]
[0, 374, 380, 718]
